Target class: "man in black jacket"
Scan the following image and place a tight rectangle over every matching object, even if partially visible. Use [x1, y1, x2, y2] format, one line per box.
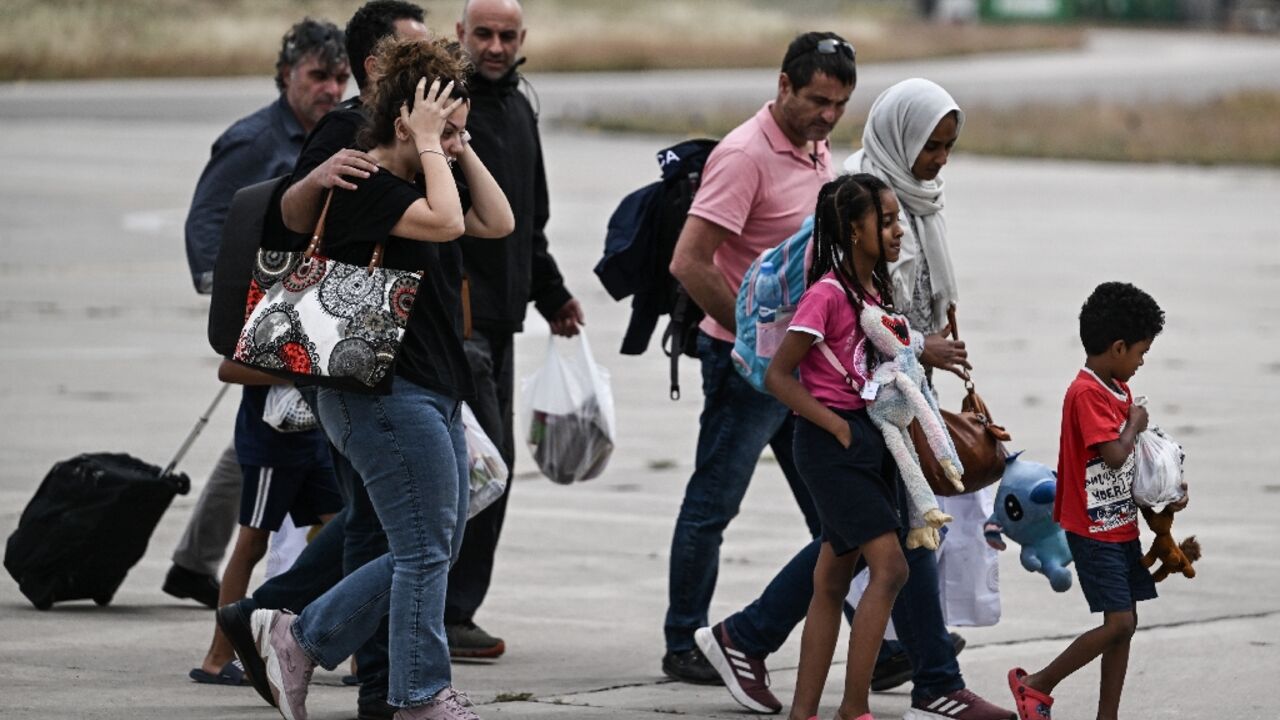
[449, 0, 584, 659]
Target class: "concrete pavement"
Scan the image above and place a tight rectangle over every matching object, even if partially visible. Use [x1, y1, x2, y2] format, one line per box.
[2, 34, 1280, 720]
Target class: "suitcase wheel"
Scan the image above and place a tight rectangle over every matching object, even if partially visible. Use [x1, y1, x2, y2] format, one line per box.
[93, 594, 113, 607]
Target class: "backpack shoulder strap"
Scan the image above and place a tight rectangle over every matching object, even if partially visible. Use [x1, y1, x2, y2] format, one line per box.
[815, 340, 859, 390]
[812, 278, 862, 389]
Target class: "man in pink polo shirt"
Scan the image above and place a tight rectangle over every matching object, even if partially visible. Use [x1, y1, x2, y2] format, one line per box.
[662, 31, 854, 685]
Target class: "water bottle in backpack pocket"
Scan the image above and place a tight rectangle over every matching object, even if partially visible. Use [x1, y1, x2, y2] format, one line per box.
[731, 215, 814, 393]
[753, 262, 787, 359]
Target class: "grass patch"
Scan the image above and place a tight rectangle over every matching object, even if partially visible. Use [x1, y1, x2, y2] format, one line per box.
[580, 91, 1280, 167]
[0, 0, 1084, 81]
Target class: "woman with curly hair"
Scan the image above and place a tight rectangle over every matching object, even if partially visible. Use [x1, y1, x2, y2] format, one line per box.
[243, 37, 512, 720]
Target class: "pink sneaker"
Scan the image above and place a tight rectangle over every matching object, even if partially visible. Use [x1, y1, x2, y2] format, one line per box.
[393, 686, 481, 720]
[250, 609, 315, 720]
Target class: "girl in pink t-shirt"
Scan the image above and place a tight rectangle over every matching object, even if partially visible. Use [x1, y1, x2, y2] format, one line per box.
[765, 173, 906, 720]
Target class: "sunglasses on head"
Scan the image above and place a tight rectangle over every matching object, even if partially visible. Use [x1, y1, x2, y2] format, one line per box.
[814, 38, 855, 60]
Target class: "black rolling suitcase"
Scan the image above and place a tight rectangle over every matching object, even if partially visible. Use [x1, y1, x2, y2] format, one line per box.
[4, 386, 229, 609]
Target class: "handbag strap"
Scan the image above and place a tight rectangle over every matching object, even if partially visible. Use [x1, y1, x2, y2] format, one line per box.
[303, 189, 385, 275]
[461, 274, 473, 340]
[946, 304, 1013, 441]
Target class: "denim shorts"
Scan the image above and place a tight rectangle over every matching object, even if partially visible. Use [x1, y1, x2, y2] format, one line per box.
[1066, 532, 1157, 613]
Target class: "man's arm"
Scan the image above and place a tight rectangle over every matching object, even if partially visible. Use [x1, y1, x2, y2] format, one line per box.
[280, 110, 372, 234]
[527, 133, 578, 335]
[280, 148, 378, 233]
[184, 134, 268, 293]
[669, 215, 737, 334]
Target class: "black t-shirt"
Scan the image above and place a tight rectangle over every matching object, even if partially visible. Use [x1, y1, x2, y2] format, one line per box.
[321, 170, 475, 401]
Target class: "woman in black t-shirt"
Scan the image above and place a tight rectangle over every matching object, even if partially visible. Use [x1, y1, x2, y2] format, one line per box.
[246, 38, 512, 720]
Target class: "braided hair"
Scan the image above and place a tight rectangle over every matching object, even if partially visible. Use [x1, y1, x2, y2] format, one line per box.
[807, 172, 896, 315]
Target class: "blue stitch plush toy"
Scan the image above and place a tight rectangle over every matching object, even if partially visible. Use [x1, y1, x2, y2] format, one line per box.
[983, 452, 1074, 592]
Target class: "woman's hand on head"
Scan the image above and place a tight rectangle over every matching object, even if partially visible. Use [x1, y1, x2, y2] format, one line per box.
[920, 332, 971, 378]
[400, 78, 465, 147]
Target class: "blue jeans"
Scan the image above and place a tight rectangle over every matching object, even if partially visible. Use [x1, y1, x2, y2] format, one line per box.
[665, 333, 810, 653]
[724, 536, 963, 702]
[252, 447, 391, 704]
[292, 379, 469, 708]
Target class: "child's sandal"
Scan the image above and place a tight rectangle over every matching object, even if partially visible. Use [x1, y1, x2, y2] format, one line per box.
[1007, 667, 1054, 719]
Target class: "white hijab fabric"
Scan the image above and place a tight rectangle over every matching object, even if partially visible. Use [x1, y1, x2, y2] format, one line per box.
[845, 78, 964, 332]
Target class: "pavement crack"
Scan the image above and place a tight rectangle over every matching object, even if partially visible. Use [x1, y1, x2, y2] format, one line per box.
[974, 607, 1280, 649]
[539, 608, 1280, 702]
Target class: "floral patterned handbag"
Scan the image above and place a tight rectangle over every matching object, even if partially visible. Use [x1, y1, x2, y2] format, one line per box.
[232, 190, 420, 393]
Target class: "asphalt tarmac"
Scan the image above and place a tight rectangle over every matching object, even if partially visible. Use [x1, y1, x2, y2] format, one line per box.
[2, 27, 1278, 720]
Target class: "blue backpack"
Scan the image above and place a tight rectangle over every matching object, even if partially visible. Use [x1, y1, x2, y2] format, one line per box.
[731, 215, 814, 392]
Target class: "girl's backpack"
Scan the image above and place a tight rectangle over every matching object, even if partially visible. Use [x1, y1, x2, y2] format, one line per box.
[731, 215, 814, 393]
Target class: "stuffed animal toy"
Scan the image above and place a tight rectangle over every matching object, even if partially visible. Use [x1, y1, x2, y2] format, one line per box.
[984, 453, 1074, 592]
[1139, 505, 1200, 581]
[859, 303, 964, 551]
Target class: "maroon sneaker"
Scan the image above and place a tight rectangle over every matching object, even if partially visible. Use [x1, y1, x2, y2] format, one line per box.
[905, 687, 1016, 719]
[694, 623, 782, 714]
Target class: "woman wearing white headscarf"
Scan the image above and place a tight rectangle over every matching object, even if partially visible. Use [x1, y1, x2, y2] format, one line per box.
[844, 78, 1001, 630]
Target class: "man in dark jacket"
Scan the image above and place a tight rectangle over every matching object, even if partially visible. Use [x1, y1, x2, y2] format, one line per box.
[449, 0, 584, 659]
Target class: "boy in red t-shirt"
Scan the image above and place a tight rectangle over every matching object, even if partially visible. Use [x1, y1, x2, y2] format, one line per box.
[1007, 282, 1184, 720]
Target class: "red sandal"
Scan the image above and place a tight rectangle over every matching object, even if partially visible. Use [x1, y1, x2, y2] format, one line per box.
[1007, 668, 1053, 719]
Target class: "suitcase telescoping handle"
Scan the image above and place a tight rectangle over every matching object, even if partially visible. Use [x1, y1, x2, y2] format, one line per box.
[161, 384, 231, 480]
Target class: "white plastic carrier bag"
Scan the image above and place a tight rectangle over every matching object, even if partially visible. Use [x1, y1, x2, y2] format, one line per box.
[520, 332, 616, 484]
[262, 384, 319, 433]
[845, 489, 1001, 632]
[1133, 425, 1185, 512]
[461, 402, 508, 519]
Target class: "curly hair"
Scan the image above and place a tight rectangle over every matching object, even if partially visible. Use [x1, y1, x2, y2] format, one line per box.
[275, 18, 347, 92]
[1079, 281, 1165, 355]
[357, 37, 473, 149]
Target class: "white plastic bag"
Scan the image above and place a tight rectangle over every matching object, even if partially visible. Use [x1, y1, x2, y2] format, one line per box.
[1133, 425, 1185, 512]
[520, 332, 616, 484]
[845, 490, 1001, 633]
[462, 402, 508, 519]
[263, 384, 318, 432]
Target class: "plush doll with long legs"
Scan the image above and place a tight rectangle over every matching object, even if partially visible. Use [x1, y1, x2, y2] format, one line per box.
[859, 303, 965, 550]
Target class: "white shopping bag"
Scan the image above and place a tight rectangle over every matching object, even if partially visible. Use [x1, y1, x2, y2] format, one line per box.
[1133, 425, 1185, 512]
[262, 384, 318, 433]
[520, 332, 616, 484]
[845, 489, 1001, 632]
[461, 402, 508, 519]
[934, 490, 1001, 627]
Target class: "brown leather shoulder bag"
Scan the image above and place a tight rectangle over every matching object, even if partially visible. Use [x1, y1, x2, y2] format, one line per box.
[909, 306, 1012, 496]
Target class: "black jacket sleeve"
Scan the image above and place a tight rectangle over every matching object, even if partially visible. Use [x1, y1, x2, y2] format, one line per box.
[527, 129, 573, 321]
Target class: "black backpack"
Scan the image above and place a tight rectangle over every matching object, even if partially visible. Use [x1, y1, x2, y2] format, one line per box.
[595, 138, 717, 399]
[206, 175, 292, 357]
